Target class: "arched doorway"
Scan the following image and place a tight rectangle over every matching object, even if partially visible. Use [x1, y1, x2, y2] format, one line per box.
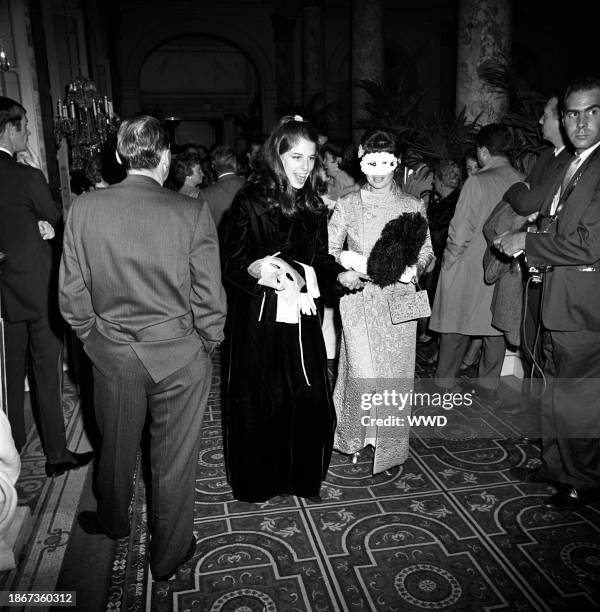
[139, 35, 261, 150]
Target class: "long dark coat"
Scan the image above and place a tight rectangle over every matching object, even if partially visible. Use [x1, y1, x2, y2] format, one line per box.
[220, 176, 340, 503]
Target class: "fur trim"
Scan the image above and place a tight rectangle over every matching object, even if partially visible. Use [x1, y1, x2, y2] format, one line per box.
[367, 212, 428, 287]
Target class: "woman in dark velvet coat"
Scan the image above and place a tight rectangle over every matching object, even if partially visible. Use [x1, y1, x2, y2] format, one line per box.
[220, 116, 341, 503]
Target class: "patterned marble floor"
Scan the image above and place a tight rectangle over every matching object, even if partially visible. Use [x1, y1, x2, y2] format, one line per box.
[118, 351, 600, 611]
[2, 349, 600, 612]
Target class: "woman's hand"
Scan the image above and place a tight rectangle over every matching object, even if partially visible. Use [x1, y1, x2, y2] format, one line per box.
[247, 256, 270, 279]
[399, 265, 417, 284]
[38, 220, 55, 240]
[337, 270, 369, 291]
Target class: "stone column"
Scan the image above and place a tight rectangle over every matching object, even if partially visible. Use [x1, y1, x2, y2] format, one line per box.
[272, 12, 296, 111]
[301, 0, 325, 106]
[456, 0, 512, 124]
[351, 0, 383, 144]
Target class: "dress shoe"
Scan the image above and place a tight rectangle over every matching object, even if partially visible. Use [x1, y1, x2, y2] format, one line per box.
[519, 436, 541, 445]
[304, 494, 322, 503]
[45, 451, 95, 477]
[544, 486, 600, 510]
[468, 384, 499, 404]
[152, 537, 197, 581]
[510, 466, 552, 484]
[543, 487, 583, 510]
[77, 511, 130, 539]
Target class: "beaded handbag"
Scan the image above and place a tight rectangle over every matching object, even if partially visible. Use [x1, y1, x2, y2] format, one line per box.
[387, 282, 431, 324]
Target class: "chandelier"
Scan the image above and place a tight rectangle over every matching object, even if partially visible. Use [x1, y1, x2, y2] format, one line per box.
[54, 76, 119, 170]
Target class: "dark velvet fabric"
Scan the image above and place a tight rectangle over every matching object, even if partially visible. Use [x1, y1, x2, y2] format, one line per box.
[424, 188, 459, 304]
[220, 178, 340, 502]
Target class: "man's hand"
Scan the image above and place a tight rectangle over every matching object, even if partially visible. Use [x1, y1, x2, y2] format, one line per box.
[493, 231, 526, 257]
[337, 270, 369, 291]
[38, 220, 55, 240]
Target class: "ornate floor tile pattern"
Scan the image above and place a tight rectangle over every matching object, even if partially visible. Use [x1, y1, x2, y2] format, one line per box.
[136, 351, 600, 611]
[0, 374, 93, 608]
[3, 349, 600, 611]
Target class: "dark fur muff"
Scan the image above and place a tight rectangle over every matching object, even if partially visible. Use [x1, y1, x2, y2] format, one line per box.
[367, 212, 428, 288]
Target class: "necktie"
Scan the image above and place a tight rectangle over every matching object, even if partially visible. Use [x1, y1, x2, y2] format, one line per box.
[561, 155, 582, 192]
[549, 156, 582, 216]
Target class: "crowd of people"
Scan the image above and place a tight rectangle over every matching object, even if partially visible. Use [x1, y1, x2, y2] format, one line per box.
[1, 72, 600, 580]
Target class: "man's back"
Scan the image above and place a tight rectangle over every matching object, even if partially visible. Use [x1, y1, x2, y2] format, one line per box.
[61, 174, 226, 380]
[430, 159, 524, 336]
[200, 173, 245, 228]
[59, 113, 227, 581]
[446, 160, 524, 263]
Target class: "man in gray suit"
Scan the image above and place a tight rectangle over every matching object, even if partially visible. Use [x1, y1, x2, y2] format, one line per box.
[200, 145, 245, 229]
[59, 115, 227, 581]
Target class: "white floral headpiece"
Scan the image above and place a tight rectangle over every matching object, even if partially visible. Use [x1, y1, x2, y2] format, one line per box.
[293, 114, 304, 122]
[357, 144, 365, 158]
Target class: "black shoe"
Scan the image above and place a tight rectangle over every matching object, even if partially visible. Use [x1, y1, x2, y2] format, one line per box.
[510, 466, 551, 484]
[544, 486, 600, 510]
[77, 511, 130, 539]
[543, 487, 583, 510]
[45, 451, 95, 477]
[469, 385, 498, 404]
[519, 436, 541, 445]
[152, 537, 197, 581]
[304, 495, 322, 503]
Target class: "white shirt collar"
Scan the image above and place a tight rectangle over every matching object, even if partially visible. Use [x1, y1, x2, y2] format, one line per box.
[0, 146, 14, 157]
[218, 171, 236, 179]
[554, 145, 565, 157]
[576, 139, 600, 163]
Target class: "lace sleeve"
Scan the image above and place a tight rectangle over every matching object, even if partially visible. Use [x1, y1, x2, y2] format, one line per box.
[328, 197, 348, 261]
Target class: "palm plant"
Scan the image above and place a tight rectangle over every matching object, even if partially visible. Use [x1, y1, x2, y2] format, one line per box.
[355, 74, 425, 142]
[405, 107, 480, 168]
[477, 58, 547, 171]
[355, 74, 478, 171]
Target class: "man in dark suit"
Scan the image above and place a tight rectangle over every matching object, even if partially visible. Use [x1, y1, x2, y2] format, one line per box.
[496, 76, 600, 509]
[0, 96, 93, 476]
[200, 145, 245, 230]
[59, 115, 227, 580]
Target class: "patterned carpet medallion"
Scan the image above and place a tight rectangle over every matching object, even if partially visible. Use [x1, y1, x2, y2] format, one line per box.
[2, 348, 600, 611]
[113, 351, 600, 611]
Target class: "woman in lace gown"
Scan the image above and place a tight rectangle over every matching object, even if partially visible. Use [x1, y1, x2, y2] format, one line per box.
[328, 129, 434, 474]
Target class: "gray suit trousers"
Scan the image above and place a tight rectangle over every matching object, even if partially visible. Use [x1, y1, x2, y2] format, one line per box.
[92, 344, 210, 576]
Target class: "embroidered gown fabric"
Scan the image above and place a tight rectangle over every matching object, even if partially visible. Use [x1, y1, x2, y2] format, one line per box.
[328, 183, 434, 473]
[220, 178, 340, 502]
